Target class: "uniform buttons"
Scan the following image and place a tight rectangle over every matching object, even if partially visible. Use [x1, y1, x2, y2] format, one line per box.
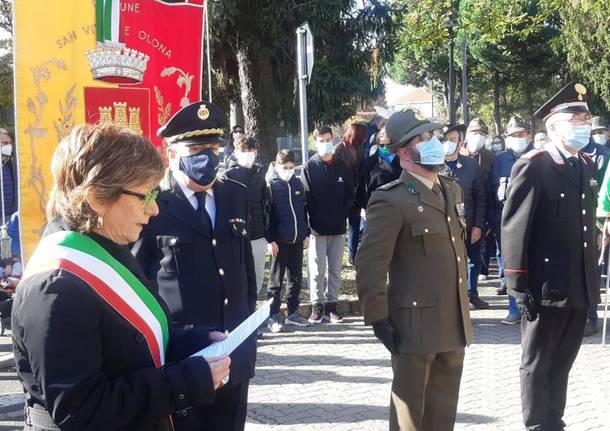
[457, 256, 461, 262]
[212, 239, 217, 246]
[582, 193, 586, 199]
[582, 209, 586, 215]
[459, 278, 463, 283]
[544, 258, 549, 262]
[219, 268, 225, 276]
[447, 216, 452, 222]
[178, 394, 185, 400]
[452, 236, 456, 242]
[412, 301, 418, 306]
[424, 228, 429, 233]
[584, 226, 588, 232]
[584, 242, 588, 248]
[560, 193, 565, 198]
[224, 298, 229, 306]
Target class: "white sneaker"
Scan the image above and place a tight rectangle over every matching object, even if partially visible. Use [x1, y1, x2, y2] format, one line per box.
[267, 315, 284, 333]
[478, 274, 487, 281]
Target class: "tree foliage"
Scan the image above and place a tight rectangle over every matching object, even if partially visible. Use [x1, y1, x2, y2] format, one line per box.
[389, 0, 568, 133]
[544, 0, 610, 115]
[209, 0, 395, 161]
[0, 0, 12, 125]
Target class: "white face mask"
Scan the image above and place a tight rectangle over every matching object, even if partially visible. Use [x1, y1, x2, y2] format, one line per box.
[277, 167, 295, 182]
[593, 133, 607, 146]
[506, 137, 529, 155]
[466, 133, 486, 154]
[1, 145, 12, 157]
[317, 141, 334, 156]
[234, 151, 256, 169]
[442, 140, 458, 156]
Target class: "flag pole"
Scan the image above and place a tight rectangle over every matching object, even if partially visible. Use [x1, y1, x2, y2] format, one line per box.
[205, 1, 213, 102]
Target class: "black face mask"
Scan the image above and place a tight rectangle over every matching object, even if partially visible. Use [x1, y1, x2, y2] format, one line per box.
[179, 148, 220, 186]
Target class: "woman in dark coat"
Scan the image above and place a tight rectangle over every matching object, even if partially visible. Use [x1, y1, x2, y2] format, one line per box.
[334, 123, 367, 264]
[12, 124, 230, 431]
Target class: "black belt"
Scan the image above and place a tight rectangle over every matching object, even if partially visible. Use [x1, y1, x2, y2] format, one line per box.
[25, 405, 60, 430]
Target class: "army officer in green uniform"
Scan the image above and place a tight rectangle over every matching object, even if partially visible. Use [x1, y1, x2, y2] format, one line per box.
[356, 109, 472, 431]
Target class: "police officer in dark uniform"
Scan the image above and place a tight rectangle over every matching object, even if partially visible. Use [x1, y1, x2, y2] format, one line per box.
[133, 101, 257, 431]
[490, 115, 533, 324]
[502, 82, 600, 430]
[442, 123, 489, 309]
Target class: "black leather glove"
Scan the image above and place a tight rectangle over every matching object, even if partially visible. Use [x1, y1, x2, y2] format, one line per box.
[372, 319, 399, 354]
[514, 291, 538, 322]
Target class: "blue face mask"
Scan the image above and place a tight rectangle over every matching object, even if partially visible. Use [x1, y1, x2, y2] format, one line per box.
[565, 125, 591, 151]
[179, 148, 220, 186]
[378, 145, 396, 165]
[416, 136, 445, 165]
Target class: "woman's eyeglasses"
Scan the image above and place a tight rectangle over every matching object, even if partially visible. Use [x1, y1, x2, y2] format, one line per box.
[121, 189, 159, 211]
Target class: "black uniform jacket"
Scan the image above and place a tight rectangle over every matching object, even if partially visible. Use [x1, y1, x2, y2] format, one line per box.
[12, 225, 216, 431]
[444, 154, 487, 229]
[133, 176, 257, 384]
[501, 145, 601, 308]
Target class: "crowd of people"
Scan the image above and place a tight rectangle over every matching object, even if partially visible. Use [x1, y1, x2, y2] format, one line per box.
[5, 79, 610, 431]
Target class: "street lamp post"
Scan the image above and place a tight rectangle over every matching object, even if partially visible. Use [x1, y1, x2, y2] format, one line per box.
[446, 16, 456, 124]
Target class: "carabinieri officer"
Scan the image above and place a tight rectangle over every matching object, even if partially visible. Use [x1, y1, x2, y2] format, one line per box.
[501, 82, 600, 430]
[134, 101, 257, 431]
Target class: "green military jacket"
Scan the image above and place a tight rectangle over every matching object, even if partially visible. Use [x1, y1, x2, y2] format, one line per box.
[356, 170, 472, 354]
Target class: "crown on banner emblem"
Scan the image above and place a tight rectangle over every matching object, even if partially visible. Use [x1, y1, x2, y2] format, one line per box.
[86, 41, 150, 84]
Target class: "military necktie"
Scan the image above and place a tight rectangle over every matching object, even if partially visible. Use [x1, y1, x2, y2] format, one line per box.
[432, 183, 446, 208]
[195, 191, 213, 234]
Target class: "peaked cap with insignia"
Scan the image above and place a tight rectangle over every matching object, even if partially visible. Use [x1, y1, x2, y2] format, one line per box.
[506, 115, 530, 136]
[385, 109, 441, 152]
[591, 116, 608, 132]
[157, 101, 227, 145]
[466, 117, 488, 134]
[534, 81, 589, 121]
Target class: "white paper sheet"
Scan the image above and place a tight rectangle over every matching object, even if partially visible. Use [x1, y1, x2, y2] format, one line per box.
[192, 298, 272, 358]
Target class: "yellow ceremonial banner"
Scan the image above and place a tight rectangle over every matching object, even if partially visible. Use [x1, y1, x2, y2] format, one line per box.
[14, 1, 111, 260]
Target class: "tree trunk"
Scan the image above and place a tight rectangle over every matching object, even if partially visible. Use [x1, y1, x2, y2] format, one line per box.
[523, 74, 535, 133]
[493, 70, 501, 136]
[236, 41, 277, 167]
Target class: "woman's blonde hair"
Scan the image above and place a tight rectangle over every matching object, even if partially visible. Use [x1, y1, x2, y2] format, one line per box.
[47, 124, 164, 232]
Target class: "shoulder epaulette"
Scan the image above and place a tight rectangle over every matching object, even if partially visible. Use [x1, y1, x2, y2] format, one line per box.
[522, 149, 546, 160]
[378, 178, 403, 191]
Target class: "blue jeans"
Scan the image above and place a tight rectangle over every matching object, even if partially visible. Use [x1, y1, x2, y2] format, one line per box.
[347, 206, 362, 260]
[466, 232, 483, 297]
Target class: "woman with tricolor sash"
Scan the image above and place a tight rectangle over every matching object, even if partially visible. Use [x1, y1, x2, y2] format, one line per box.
[12, 125, 230, 431]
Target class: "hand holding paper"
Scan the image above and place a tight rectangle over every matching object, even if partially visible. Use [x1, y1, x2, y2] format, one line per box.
[192, 299, 272, 358]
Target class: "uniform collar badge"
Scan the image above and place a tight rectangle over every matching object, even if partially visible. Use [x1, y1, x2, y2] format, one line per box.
[405, 182, 417, 194]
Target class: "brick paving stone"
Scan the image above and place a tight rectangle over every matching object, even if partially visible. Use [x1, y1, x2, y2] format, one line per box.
[246, 277, 610, 431]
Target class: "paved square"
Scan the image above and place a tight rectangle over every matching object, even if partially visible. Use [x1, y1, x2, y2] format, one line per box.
[0, 280, 608, 430]
[246, 283, 610, 431]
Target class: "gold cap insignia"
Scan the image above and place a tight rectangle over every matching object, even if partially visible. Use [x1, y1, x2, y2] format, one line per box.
[413, 109, 425, 121]
[198, 104, 210, 120]
[575, 83, 587, 101]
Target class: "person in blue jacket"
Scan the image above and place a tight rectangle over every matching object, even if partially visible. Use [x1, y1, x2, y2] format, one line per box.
[490, 115, 533, 325]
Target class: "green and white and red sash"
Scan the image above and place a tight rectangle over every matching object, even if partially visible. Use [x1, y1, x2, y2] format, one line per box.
[23, 231, 169, 368]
